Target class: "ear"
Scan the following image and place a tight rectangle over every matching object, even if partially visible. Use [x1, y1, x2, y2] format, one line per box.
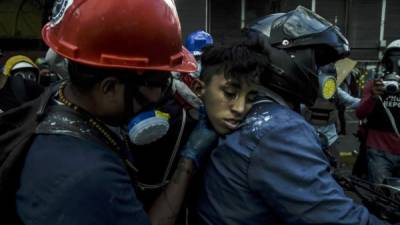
[99, 76, 121, 97]
[191, 79, 205, 97]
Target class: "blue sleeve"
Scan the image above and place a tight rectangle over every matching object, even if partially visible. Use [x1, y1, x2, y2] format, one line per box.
[246, 114, 388, 225]
[45, 160, 150, 225]
[337, 87, 360, 109]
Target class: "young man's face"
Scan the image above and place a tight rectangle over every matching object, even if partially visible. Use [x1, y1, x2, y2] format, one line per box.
[202, 73, 258, 135]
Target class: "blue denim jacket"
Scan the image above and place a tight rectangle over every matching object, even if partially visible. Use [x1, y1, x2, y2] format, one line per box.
[197, 100, 389, 225]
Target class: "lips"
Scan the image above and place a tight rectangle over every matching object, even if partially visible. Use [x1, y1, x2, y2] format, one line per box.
[223, 119, 241, 130]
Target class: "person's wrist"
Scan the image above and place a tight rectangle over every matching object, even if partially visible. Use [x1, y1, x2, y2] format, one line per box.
[178, 158, 196, 175]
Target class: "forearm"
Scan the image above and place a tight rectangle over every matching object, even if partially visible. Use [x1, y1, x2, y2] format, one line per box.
[337, 87, 360, 109]
[148, 159, 194, 225]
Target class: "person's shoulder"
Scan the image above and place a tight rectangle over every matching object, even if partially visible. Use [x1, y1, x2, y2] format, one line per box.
[19, 134, 139, 225]
[239, 101, 315, 149]
[247, 101, 308, 129]
[28, 134, 125, 176]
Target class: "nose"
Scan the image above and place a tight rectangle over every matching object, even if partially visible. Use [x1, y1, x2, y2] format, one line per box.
[231, 96, 246, 116]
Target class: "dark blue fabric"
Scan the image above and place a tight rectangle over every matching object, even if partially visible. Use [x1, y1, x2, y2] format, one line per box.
[16, 134, 150, 225]
[197, 101, 389, 225]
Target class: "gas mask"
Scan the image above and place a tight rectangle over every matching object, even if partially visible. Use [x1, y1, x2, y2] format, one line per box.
[127, 110, 170, 145]
[319, 74, 337, 100]
[317, 66, 337, 100]
[382, 73, 400, 94]
[383, 54, 400, 76]
[12, 70, 38, 82]
[126, 72, 173, 145]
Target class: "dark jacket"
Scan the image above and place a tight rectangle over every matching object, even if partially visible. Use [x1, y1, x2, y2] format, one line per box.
[16, 102, 150, 225]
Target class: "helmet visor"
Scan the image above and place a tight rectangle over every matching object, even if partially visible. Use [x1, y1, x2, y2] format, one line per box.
[280, 6, 333, 38]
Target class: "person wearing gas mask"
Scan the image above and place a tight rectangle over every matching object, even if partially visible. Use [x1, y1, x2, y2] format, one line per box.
[15, 1, 217, 225]
[356, 39, 400, 184]
[302, 63, 360, 169]
[0, 55, 43, 113]
[130, 31, 211, 215]
[133, 41, 264, 225]
[196, 6, 391, 225]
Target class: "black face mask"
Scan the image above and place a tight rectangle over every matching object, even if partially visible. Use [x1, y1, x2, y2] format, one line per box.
[12, 70, 38, 82]
[123, 72, 172, 145]
[123, 71, 172, 121]
[384, 54, 400, 75]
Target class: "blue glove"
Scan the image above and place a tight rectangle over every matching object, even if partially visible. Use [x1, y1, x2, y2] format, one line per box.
[180, 107, 218, 169]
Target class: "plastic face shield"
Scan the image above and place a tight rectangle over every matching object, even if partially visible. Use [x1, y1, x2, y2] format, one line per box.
[279, 6, 333, 38]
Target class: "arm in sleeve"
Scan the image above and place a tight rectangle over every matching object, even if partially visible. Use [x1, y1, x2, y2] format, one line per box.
[337, 87, 360, 109]
[356, 80, 379, 119]
[246, 115, 389, 225]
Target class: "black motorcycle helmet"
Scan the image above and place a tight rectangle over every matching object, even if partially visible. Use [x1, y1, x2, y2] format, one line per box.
[244, 6, 350, 106]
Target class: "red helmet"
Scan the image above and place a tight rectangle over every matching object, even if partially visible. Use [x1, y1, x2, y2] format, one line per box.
[42, 0, 196, 73]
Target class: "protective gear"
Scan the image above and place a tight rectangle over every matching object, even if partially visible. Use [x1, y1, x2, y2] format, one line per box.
[42, 0, 196, 73]
[180, 107, 218, 168]
[318, 64, 337, 100]
[13, 70, 38, 82]
[303, 98, 337, 126]
[244, 6, 349, 106]
[184, 30, 213, 77]
[3, 55, 39, 77]
[127, 110, 170, 145]
[382, 73, 400, 94]
[384, 39, 400, 57]
[185, 30, 214, 56]
[303, 64, 338, 126]
[382, 39, 400, 75]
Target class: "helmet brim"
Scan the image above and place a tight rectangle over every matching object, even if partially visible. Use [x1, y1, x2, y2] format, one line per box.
[42, 24, 197, 73]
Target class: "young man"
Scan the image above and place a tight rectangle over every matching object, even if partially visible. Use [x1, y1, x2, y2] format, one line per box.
[195, 44, 263, 135]
[130, 42, 265, 225]
[196, 6, 392, 225]
[14, 1, 214, 225]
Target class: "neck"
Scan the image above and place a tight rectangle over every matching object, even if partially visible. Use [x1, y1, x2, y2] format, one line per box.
[64, 83, 98, 117]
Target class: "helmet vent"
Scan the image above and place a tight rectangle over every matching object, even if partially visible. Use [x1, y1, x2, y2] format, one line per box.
[100, 54, 149, 67]
[59, 40, 79, 58]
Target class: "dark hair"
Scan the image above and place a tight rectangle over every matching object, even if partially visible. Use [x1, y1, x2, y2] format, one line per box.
[68, 62, 137, 93]
[200, 42, 270, 85]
